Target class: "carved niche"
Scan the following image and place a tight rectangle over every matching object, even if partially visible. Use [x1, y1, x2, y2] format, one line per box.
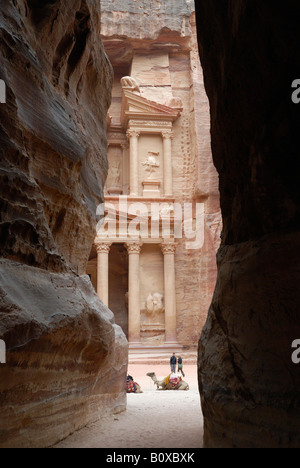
[142, 292, 165, 344]
[142, 152, 160, 179]
[107, 145, 123, 195]
[145, 292, 164, 316]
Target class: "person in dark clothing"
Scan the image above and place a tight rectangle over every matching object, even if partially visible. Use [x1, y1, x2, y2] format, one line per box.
[177, 356, 185, 377]
[170, 353, 177, 373]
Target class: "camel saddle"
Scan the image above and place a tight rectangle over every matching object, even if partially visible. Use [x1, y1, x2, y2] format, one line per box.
[169, 374, 182, 388]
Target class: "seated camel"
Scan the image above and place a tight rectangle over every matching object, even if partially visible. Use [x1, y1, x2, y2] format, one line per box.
[133, 383, 143, 393]
[147, 372, 189, 391]
[126, 376, 143, 393]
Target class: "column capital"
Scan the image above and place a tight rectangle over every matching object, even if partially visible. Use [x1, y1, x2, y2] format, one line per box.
[161, 130, 174, 140]
[126, 241, 143, 254]
[95, 242, 112, 254]
[127, 129, 140, 139]
[161, 242, 177, 255]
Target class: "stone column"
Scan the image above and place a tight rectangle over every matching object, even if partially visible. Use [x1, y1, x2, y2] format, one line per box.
[127, 129, 140, 197]
[96, 242, 112, 307]
[161, 242, 177, 344]
[121, 142, 129, 195]
[162, 130, 174, 197]
[126, 242, 142, 345]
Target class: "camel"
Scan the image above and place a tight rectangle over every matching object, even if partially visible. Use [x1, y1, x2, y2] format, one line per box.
[134, 383, 143, 394]
[126, 376, 143, 394]
[147, 372, 189, 391]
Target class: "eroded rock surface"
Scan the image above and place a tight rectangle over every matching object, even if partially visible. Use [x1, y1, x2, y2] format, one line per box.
[0, 0, 127, 448]
[195, 0, 300, 448]
[101, 0, 195, 42]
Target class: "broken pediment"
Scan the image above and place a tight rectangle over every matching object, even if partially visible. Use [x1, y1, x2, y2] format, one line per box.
[121, 87, 181, 128]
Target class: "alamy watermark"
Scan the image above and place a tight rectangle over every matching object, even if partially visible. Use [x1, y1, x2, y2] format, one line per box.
[0, 339, 6, 364]
[291, 340, 300, 364]
[291, 79, 300, 104]
[0, 79, 6, 104]
[96, 197, 205, 250]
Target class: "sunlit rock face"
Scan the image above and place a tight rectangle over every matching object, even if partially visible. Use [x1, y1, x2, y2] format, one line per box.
[101, 0, 195, 40]
[0, 0, 127, 448]
[195, 0, 300, 448]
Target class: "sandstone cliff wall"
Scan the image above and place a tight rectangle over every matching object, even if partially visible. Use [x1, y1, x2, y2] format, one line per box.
[0, 0, 127, 448]
[101, 0, 195, 40]
[195, 0, 300, 448]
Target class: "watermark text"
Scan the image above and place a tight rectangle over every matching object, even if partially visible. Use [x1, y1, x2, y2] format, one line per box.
[0, 79, 6, 103]
[96, 197, 205, 250]
[292, 79, 300, 104]
[0, 339, 6, 364]
[292, 339, 300, 364]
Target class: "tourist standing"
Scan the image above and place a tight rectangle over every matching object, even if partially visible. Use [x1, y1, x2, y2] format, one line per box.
[170, 353, 177, 374]
[177, 356, 185, 377]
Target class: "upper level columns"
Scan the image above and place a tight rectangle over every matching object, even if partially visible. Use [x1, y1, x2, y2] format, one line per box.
[127, 129, 140, 197]
[162, 130, 174, 197]
[126, 126, 174, 199]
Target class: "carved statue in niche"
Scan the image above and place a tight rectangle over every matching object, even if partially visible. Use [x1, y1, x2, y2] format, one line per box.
[107, 146, 123, 194]
[121, 76, 141, 94]
[108, 161, 121, 187]
[142, 152, 160, 179]
[146, 292, 164, 315]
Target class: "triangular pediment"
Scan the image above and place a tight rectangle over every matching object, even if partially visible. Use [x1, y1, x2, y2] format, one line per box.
[121, 89, 181, 127]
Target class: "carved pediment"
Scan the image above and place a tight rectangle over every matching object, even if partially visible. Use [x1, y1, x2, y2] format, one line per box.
[121, 88, 181, 128]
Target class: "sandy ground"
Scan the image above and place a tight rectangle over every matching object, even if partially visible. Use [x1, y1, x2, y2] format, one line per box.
[54, 364, 203, 449]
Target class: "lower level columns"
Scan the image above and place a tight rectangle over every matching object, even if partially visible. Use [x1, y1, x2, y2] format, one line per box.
[161, 242, 178, 344]
[96, 242, 112, 307]
[126, 242, 143, 345]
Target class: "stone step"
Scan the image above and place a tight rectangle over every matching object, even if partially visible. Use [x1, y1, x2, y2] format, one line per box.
[128, 345, 198, 364]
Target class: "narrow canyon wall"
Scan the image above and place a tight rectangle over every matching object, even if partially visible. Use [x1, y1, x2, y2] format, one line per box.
[0, 0, 127, 448]
[101, 0, 221, 347]
[101, 0, 195, 40]
[195, 0, 300, 448]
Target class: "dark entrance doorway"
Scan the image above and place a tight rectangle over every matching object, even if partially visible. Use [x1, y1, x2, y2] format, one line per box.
[108, 243, 129, 338]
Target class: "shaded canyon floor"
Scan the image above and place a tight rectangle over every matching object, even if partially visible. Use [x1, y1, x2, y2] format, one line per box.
[54, 364, 203, 448]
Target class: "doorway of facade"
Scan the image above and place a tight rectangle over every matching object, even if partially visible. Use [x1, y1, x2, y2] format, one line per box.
[108, 243, 129, 339]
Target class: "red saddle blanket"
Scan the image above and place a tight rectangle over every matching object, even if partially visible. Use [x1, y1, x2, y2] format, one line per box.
[169, 375, 181, 388]
[126, 380, 138, 393]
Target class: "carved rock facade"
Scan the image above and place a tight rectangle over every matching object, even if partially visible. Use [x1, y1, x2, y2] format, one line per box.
[87, 0, 221, 351]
